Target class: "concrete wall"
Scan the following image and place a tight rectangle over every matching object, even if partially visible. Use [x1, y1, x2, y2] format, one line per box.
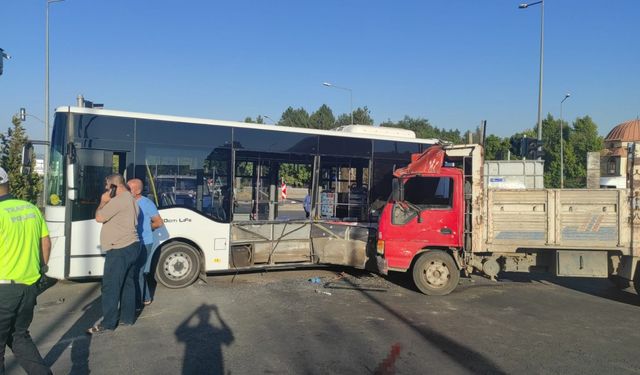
[587, 152, 601, 189]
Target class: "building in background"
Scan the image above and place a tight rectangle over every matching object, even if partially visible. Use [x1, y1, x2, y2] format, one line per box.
[600, 119, 640, 188]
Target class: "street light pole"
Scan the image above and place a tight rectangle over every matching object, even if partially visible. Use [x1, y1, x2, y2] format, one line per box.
[519, 0, 544, 158]
[0, 48, 10, 76]
[262, 115, 276, 124]
[560, 93, 570, 189]
[322, 82, 353, 125]
[19, 108, 46, 125]
[45, 0, 64, 203]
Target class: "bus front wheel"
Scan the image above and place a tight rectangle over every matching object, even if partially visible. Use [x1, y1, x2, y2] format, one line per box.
[412, 250, 460, 296]
[155, 242, 201, 289]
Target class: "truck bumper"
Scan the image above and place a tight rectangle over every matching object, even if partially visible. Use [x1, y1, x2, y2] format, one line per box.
[376, 256, 389, 275]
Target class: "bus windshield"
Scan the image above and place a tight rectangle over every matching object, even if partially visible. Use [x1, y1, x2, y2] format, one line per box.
[48, 112, 67, 206]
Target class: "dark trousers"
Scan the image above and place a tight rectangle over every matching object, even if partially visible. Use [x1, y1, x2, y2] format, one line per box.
[136, 243, 154, 307]
[0, 283, 51, 375]
[101, 242, 140, 329]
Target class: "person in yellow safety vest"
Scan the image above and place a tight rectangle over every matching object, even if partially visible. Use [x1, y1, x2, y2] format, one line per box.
[0, 167, 52, 375]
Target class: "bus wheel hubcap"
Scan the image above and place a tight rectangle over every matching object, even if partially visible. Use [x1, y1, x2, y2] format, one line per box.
[165, 252, 190, 279]
[424, 262, 449, 287]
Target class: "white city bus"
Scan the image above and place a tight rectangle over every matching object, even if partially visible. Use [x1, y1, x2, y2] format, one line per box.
[44, 105, 438, 288]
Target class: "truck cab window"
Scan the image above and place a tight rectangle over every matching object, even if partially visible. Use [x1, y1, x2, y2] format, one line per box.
[404, 177, 453, 209]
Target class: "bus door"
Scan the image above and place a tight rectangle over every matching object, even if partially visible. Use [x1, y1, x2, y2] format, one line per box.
[312, 156, 374, 269]
[68, 147, 132, 277]
[317, 157, 370, 221]
[233, 156, 278, 221]
[231, 152, 315, 267]
[73, 148, 130, 220]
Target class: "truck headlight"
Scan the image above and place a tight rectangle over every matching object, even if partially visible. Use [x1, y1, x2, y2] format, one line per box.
[377, 240, 385, 255]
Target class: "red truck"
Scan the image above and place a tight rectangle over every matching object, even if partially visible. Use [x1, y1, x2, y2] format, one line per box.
[375, 143, 640, 296]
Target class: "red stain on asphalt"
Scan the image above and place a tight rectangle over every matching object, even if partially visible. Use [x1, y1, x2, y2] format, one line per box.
[374, 343, 402, 375]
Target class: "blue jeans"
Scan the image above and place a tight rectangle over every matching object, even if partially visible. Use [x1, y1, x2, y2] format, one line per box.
[101, 242, 140, 329]
[136, 243, 154, 305]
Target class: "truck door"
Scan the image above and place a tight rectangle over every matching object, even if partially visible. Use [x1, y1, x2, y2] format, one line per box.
[384, 175, 462, 270]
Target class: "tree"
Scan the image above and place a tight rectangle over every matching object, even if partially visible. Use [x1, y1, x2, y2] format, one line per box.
[309, 104, 335, 130]
[511, 114, 603, 188]
[507, 129, 536, 159]
[279, 163, 311, 188]
[484, 135, 511, 160]
[0, 116, 42, 203]
[244, 116, 265, 124]
[380, 116, 463, 143]
[463, 125, 485, 145]
[278, 107, 310, 128]
[335, 106, 374, 126]
[564, 115, 604, 188]
[503, 116, 565, 187]
[540, 114, 563, 188]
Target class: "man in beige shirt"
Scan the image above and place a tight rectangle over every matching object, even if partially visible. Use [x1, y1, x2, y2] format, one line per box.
[87, 174, 140, 334]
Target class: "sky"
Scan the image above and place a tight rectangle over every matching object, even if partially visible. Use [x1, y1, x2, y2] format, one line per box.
[0, 0, 638, 143]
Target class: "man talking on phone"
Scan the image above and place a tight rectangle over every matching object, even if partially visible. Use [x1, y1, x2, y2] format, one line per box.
[87, 174, 140, 334]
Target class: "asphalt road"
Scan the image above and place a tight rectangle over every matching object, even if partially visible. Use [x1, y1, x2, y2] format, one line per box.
[5, 269, 640, 375]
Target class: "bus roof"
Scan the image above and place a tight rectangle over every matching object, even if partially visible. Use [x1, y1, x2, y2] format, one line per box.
[55, 106, 440, 144]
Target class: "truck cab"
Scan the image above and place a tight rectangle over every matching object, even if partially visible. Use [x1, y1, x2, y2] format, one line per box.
[377, 145, 468, 295]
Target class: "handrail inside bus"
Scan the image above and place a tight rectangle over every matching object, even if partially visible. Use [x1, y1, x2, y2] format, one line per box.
[145, 161, 159, 206]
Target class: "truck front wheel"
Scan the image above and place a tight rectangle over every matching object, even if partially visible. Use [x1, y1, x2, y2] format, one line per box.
[412, 251, 460, 296]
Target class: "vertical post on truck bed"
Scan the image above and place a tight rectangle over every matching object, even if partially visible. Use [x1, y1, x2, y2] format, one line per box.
[442, 144, 484, 253]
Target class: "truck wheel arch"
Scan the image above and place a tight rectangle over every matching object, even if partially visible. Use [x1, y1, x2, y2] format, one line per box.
[410, 248, 461, 296]
[410, 247, 462, 271]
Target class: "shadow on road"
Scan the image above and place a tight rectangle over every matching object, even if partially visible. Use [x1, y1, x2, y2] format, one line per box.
[43, 296, 102, 374]
[36, 276, 58, 296]
[497, 272, 640, 307]
[4, 283, 101, 375]
[175, 304, 234, 375]
[340, 276, 508, 374]
[379, 264, 640, 307]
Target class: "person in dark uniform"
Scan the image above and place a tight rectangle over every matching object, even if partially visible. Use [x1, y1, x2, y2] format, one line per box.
[0, 167, 52, 375]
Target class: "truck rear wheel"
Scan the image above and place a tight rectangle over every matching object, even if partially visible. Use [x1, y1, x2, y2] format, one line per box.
[155, 242, 201, 289]
[412, 251, 460, 296]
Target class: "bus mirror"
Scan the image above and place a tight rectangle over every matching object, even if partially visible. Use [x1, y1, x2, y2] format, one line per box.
[20, 142, 34, 175]
[391, 178, 401, 201]
[66, 163, 76, 190]
[67, 189, 77, 201]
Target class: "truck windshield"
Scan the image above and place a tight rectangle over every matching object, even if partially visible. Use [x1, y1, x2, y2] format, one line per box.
[403, 176, 453, 209]
[47, 112, 67, 206]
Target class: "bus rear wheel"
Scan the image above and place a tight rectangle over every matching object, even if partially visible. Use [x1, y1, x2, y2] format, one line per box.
[412, 250, 460, 296]
[155, 242, 201, 289]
